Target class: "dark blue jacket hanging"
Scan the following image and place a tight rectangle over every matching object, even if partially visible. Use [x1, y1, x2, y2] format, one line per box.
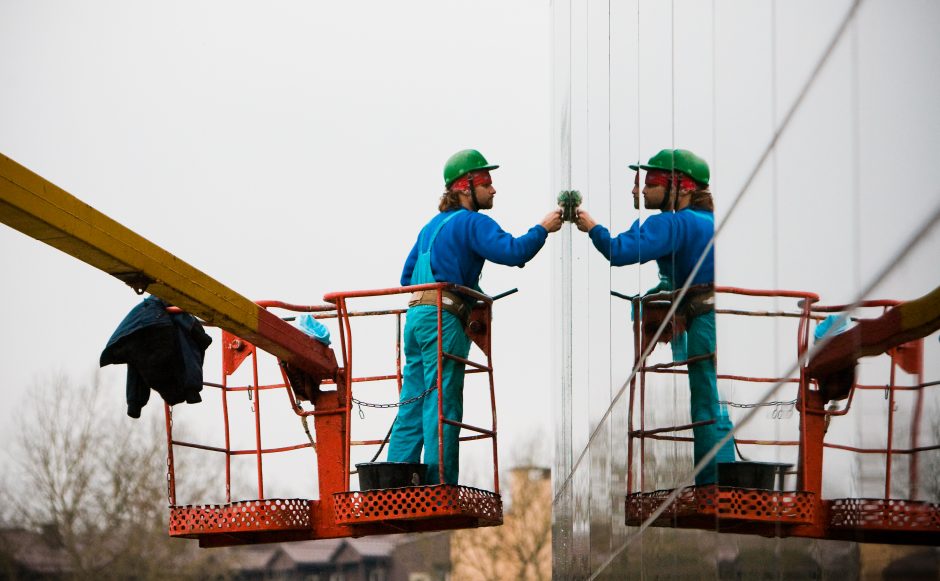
[100, 296, 212, 418]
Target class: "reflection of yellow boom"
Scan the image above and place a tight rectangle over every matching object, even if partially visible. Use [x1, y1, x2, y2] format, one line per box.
[0, 152, 337, 382]
[806, 286, 940, 400]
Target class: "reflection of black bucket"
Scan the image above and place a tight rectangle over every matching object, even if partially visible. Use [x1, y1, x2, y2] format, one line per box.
[356, 462, 427, 490]
[718, 461, 791, 490]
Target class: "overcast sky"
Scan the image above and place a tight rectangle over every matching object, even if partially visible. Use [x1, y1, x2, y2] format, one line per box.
[0, 1, 555, 498]
[2, 0, 938, 508]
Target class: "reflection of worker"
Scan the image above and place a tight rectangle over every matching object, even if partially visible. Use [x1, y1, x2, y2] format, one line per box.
[575, 149, 735, 485]
[388, 149, 563, 485]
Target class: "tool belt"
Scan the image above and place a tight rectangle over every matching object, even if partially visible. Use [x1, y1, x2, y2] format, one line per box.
[680, 284, 715, 318]
[408, 289, 472, 327]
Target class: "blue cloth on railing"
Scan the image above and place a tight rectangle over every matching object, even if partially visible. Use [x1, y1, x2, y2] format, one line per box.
[814, 314, 849, 343]
[297, 314, 331, 346]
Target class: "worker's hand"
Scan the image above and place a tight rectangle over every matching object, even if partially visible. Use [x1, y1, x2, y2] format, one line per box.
[575, 209, 597, 233]
[540, 208, 563, 233]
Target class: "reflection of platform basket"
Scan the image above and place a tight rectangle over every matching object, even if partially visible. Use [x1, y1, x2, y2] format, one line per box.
[625, 486, 816, 533]
[333, 484, 502, 529]
[623, 287, 940, 545]
[626, 487, 940, 543]
[827, 498, 940, 544]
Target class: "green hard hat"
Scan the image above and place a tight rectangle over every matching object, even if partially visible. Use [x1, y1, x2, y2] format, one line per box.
[443, 149, 499, 187]
[629, 149, 710, 185]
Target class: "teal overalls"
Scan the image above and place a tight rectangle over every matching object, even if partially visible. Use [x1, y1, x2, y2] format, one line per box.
[387, 210, 472, 485]
[590, 208, 736, 485]
[641, 274, 735, 485]
[657, 281, 735, 485]
[680, 310, 735, 484]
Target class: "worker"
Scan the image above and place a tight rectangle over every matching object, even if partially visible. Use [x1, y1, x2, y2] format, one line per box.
[387, 149, 563, 485]
[574, 148, 735, 485]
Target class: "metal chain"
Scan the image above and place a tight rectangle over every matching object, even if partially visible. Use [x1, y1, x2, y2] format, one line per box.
[720, 398, 797, 420]
[351, 385, 436, 412]
[718, 398, 796, 409]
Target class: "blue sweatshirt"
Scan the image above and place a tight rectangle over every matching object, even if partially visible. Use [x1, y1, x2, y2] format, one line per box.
[401, 209, 548, 288]
[588, 209, 715, 287]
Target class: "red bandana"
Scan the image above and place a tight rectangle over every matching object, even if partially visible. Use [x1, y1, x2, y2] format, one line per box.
[449, 170, 492, 191]
[643, 170, 700, 191]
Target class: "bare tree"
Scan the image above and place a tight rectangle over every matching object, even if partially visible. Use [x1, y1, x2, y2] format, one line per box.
[451, 433, 552, 580]
[3, 371, 230, 580]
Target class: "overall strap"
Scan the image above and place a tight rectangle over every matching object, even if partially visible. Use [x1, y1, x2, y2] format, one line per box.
[411, 209, 466, 286]
[421, 209, 465, 252]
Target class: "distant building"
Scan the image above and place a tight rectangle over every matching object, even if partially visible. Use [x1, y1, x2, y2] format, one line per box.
[0, 527, 73, 579]
[0, 525, 449, 581]
[228, 532, 451, 581]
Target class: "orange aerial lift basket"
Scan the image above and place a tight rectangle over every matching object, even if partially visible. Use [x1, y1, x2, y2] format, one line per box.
[166, 283, 503, 547]
[623, 286, 940, 545]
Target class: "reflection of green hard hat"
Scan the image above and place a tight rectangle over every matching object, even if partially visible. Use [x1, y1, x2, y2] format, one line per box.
[629, 149, 710, 185]
[444, 149, 500, 187]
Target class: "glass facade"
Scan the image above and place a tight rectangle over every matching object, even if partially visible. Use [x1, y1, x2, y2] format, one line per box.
[551, 1, 940, 578]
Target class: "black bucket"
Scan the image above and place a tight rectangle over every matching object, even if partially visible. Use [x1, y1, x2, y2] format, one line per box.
[356, 462, 427, 490]
[718, 461, 791, 490]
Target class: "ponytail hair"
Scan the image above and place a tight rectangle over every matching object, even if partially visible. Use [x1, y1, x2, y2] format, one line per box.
[689, 188, 714, 212]
[438, 188, 464, 212]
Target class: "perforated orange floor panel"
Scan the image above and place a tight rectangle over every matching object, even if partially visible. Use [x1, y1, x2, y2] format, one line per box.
[625, 486, 816, 530]
[169, 498, 312, 538]
[626, 488, 940, 543]
[333, 484, 502, 526]
[829, 498, 940, 532]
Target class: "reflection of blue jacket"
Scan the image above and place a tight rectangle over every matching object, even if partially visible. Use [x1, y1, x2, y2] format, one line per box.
[589, 209, 715, 286]
[100, 296, 212, 418]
